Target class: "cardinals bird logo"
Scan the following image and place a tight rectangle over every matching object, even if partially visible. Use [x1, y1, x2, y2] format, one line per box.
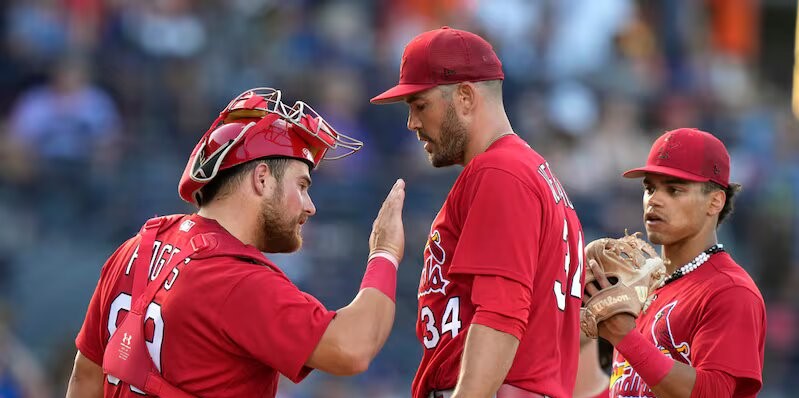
[651, 300, 691, 364]
[419, 230, 450, 297]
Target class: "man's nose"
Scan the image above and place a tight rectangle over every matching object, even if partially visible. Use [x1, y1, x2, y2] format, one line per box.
[407, 112, 422, 132]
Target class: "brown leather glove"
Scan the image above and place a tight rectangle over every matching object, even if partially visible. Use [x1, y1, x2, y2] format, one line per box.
[580, 233, 667, 338]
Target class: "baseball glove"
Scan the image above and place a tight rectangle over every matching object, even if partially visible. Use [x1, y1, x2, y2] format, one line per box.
[580, 233, 667, 338]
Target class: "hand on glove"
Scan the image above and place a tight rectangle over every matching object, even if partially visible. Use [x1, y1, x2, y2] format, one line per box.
[580, 233, 667, 339]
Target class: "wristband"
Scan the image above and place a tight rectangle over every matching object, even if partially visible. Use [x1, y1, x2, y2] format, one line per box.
[368, 251, 399, 270]
[615, 330, 674, 387]
[359, 256, 397, 302]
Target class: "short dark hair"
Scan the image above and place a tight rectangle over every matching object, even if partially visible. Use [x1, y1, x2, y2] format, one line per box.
[197, 157, 290, 206]
[439, 80, 503, 101]
[702, 181, 742, 226]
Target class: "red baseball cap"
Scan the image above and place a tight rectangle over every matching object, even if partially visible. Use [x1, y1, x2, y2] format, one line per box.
[623, 128, 730, 188]
[371, 26, 504, 104]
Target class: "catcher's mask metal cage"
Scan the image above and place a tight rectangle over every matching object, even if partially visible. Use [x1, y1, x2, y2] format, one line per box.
[178, 87, 363, 206]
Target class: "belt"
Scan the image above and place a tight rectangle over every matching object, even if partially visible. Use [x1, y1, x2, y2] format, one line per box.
[428, 385, 549, 398]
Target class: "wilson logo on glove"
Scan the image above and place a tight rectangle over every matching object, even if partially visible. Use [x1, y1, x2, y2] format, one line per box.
[580, 233, 667, 339]
[593, 294, 632, 312]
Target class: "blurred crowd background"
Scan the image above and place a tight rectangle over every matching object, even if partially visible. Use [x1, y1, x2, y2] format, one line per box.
[0, 0, 796, 397]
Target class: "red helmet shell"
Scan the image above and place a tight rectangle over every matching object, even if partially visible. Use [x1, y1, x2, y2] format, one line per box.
[178, 88, 362, 206]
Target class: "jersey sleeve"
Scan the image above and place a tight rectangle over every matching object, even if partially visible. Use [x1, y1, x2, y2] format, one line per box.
[448, 167, 543, 288]
[690, 368, 737, 398]
[75, 276, 107, 366]
[75, 244, 130, 366]
[220, 270, 336, 383]
[470, 275, 532, 340]
[691, 286, 765, 395]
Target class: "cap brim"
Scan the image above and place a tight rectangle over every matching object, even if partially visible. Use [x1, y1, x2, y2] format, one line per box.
[370, 83, 438, 104]
[622, 165, 710, 182]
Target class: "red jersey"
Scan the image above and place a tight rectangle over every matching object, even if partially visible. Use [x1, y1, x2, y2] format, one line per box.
[76, 214, 335, 397]
[610, 252, 765, 397]
[412, 135, 584, 398]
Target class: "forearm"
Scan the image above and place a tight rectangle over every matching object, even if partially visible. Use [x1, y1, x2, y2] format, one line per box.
[66, 351, 104, 398]
[452, 324, 520, 398]
[306, 256, 397, 375]
[606, 326, 689, 398]
[603, 317, 736, 398]
[648, 361, 695, 398]
[345, 253, 398, 361]
[611, 328, 699, 398]
[649, 364, 739, 398]
[335, 288, 395, 362]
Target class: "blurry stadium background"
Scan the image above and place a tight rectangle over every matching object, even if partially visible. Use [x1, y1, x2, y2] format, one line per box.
[0, 0, 796, 397]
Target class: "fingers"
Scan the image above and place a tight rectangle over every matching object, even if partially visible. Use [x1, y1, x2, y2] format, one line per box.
[377, 179, 406, 217]
[388, 178, 406, 209]
[589, 259, 612, 289]
[583, 260, 596, 300]
[584, 281, 600, 297]
[369, 179, 406, 263]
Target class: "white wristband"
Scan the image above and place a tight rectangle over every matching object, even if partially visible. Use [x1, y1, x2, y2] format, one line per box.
[368, 251, 399, 270]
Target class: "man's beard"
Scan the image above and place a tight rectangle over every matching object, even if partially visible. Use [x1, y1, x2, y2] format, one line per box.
[428, 103, 468, 167]
[257, 188, 304, 253]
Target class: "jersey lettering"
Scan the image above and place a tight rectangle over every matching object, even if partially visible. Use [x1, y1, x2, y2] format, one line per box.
[125, 245, 139, 276]
[537, 162, 574, 209]
[420, 297, 462, 349]
[553, 219, 584, 311]
[126, 241, 186, 289]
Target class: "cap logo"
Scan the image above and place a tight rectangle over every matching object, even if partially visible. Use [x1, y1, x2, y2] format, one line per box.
[713, 164, 720, 175]
[444, 68, 456, 76]
[657, 135, 681, 160]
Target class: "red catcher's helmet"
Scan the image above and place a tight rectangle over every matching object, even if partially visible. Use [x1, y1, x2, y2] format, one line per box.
[178, 87, 363, 206]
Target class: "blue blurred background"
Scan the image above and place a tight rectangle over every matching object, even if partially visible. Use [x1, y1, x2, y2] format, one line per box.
[0, 0, 796, 397]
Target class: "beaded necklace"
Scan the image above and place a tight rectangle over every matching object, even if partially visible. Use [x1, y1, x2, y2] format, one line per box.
[660, 244, 725, 286]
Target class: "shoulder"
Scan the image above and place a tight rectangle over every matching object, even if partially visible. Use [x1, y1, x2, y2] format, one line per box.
[176, 257, 296, 311]
[98, 234, 141, 279]
[190, 256, 286, 281]
[703, 253, 763, 300]
[461, 138, 548, 193]
[155, 214, 195, 231]
[469, 136, 543, 174]
[682, 254, 766, 318]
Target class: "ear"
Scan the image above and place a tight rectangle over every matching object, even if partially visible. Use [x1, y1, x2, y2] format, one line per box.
[455, 82, 478, 115]
[251, 162, 272, 197]
[707, 189, 725, 217]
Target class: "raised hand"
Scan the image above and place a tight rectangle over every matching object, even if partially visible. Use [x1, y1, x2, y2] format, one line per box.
[369, 179, 406, 264]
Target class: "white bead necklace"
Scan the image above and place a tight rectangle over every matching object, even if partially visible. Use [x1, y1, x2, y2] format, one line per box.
[661, 244, 725, 286]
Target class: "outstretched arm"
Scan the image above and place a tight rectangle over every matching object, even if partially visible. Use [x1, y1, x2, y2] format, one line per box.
[306, 179, 405, 375]
[65, 351, 104, 398]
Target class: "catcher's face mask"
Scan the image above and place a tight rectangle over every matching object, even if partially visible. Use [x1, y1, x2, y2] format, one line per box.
[178, 87, 363, 206]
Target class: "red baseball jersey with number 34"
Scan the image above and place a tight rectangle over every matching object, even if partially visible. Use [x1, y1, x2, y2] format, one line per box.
[411, 135, 584, 398]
